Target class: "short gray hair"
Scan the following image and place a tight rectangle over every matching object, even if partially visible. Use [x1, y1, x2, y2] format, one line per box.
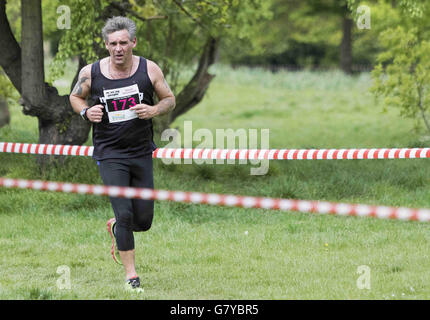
[102, 16, 137, 42]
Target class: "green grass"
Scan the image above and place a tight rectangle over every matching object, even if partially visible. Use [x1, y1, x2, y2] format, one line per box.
[1, 64, 430, 299]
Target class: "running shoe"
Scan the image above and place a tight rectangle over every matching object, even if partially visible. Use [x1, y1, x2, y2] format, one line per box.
[124, 276, 144, 293]
[107, 218, 122, 265]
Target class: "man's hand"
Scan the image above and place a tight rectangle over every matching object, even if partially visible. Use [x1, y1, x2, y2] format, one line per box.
[130, 104, 159, 120]
[86, 104, 104, 123]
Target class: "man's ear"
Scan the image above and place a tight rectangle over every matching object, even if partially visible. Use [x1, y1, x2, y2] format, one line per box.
[132, 37, 137, 48]
[105, 40, 109, 51]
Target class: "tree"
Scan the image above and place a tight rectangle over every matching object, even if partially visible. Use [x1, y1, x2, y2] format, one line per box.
[50, 0, 271, 132]
[0, 0, 271, 151]
[368, 1, 430, 133]
[225, 0, 357, 73]
[0, 68, 16, 129]
[20, 0, 84, 147]
[339, 2, 353, 73]
[0, 0, 91, 148]
[0, 95, 10, 129]
[297, 0, 355, 73]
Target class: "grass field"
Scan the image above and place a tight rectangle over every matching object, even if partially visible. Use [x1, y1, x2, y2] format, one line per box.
[1, 64, 430, 299]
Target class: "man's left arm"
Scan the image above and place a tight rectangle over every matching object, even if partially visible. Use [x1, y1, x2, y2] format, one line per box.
[130, 61, 175, 119]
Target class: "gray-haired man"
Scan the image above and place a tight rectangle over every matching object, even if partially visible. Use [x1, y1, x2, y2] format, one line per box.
[69, 16, 175, 292]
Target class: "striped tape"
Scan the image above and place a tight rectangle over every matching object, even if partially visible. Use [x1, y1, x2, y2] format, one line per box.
[1, 177, 429, 222]
[1, 142, 430, 160]
[0, 142, 92, 157]
[153, 147, 430, 160]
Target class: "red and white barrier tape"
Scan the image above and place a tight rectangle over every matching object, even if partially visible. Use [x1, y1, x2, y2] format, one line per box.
[1, 177, 430, 222]
[0, 142, 93, 157]
[153, 147, 430, 160]
[1, 142, 430, 160]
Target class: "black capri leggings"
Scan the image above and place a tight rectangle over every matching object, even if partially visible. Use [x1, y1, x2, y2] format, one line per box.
[98, 156, 154, 251]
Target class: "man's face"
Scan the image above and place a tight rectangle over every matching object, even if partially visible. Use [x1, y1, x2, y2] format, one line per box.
[105, 29, 136, 65]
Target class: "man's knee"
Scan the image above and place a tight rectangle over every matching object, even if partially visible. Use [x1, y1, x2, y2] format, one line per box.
[134, 213, 153, 231]
[133, 209, 153, 231]
[137, 222, 152, 232]
[132, 199, 153, 231]
[116, 211, 134, 229]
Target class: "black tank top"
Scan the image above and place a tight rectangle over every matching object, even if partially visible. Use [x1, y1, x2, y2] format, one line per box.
[90, 56, 156, 160]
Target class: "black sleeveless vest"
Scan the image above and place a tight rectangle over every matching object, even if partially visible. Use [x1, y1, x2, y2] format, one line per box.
[90, 56, 156, 160]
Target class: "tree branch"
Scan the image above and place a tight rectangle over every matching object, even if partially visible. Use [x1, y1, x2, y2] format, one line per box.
[169, 36, 219, 123]
[417, 84, 430, 133]
[109, 1, 168, 22]
[172, 0, 206, 30]
[0, 0, 22, 93]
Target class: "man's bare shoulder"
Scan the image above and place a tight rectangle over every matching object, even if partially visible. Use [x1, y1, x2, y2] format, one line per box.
[79, 64, 93, 79]
[146, 59, 163, 74]
[146, 59, 164, 84]
[71, 64, 93, 96]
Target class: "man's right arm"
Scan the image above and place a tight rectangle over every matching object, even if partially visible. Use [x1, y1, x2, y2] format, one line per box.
[69, 65, 91, 113]
[69, 65, 104, 123]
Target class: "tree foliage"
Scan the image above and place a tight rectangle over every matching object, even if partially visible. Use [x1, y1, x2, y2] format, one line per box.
[0, 0, 271, 147]
[48, 0, 106, 82]
[226, 0, 373, 72]
[370, 0, 430, 133]
[0, 69, 17, 101]
[48, 0, 271, 92]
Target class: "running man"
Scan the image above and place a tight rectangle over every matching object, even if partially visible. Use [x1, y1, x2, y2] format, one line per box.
[69, 16, 175, 292]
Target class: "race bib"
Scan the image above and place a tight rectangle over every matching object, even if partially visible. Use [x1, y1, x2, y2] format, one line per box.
[102, 84, 143, 123]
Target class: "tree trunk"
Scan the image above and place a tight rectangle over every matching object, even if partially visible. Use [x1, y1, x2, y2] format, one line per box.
[0, 95, 10, 128]
[0, 0, 91, 161]
[0, 0, 21, 92]
[19, 0, 91, 150]
[340, 14, 353, 74]
[417, 85, 430, 134]
[21, 0, 45, 108]
[153, 37, 219, 134]
[2, 0, 217, 154]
